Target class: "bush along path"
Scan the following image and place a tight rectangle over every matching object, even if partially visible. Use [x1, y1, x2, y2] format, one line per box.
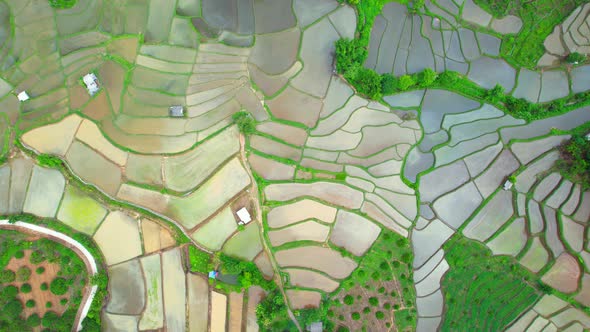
[0, 220, 99, 331]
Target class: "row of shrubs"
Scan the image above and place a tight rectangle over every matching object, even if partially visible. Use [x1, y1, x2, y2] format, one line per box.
[335, 38, 587, 121]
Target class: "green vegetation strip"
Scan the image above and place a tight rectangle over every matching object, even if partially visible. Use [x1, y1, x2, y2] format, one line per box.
[441, 235, 541, 331]
[48, 0, 77, 9]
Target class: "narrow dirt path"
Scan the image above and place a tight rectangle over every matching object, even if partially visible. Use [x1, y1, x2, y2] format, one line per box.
[0, 220, 98, 332]
[238, 133, 302, 332]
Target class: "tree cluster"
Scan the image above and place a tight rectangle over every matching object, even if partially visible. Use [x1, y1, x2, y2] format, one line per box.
[557, 134, 590, 190]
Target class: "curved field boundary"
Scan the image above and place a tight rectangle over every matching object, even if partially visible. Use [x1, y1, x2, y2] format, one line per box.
[0, 220, 98, 332]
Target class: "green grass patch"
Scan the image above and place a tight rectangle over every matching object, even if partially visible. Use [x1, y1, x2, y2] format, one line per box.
[48, 0, 77, 9]
[441, 235, 541, 331]
[556, 134, 590, 190]
[485, 0, 586, 69]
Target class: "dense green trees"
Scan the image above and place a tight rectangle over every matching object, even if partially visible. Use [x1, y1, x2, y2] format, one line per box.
[0, 270, 15, 283]
[232, 111, 257, 135]
[335, 39, 368, 74]
[566, 52, 586, 64]
[256, 290, 290, 330]
[557, 134, 590, 189]
[346, 67, 382, 99]
[50, 277, 69, 295]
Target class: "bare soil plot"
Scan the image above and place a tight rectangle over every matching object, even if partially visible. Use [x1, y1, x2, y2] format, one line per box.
[125, 154, 163, 187]
[0, 166, 9, 214]
[264, 182, 364, 210]
[561, 216, 584, 252]
[211, 291, 228, 332]
[162, 248, 186, 331]
[265, 85, 322, 127]
[169, 17, 199, 48]
[286, 289, 322, 309]
[7, 158, 33, 215]
[285, 268, 339, 292]
[93, 211, 142, 266]
[291, 17, 339, 98]
[75, 119, 128, 167]
[107, 258, 145, 315]
[188, 273, 209, 332]
[519, 237, 550, 273]
[103, 313, 140, 332]
[486, 217, 527, 257]
[275, 246, 358, 279]
[117, 184, 170, 217]
[256, 121, 308, 146]
[139, 254, 164, 330]
[57, 185, 107, 235]
[541, 253, 581, 294]
[246, 286, 266, 332]
[65, 140, 123, 196]
[249, 28, 300, 75]
[306, 129, 362, 151]
[248, 153, 295, 181]
[463, 190, 514, 242]
[141, 219, 176, 254]
[131, 66, 189, 95]
[115, 115, 187, 137]
[166, 158, 250, 229]
[145, 0, 175, 43]
[254, 251, 274, 280]
[138, 45, 195, 64]
[106, 36, 139, 63]
[268, 220, 330, 246]
[267, 199, 337, 228]
[101, 116, 197, 154]
[575, 274, 590, 306]
[191, 207, 238, 251]
[98, 60, 126, 114]
[21, 114, 81, 156]
[250, 134, 302, 162]
[164, 126, 240, 193]
[23, 166, 65, 218]
[330, 210, 381, 256]
[81, 91, 111, 121]
[229, 292, 244, 332]
[222, 223, 263, 261]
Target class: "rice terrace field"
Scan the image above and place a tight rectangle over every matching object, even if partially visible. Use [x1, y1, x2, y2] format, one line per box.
[0, 0, 590, 331]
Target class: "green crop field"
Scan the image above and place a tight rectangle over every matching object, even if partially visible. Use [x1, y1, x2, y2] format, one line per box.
[441, 235, 541, 331]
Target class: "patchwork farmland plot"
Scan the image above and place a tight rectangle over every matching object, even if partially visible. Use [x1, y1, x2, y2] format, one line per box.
[1, 0, 590, 330]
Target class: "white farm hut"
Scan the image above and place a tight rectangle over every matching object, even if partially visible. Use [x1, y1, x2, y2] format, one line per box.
[237, 207, 251, 225]
[169, 105, 185, 117]
[17, 91, 30, 102]
[82, 73, 100, 96]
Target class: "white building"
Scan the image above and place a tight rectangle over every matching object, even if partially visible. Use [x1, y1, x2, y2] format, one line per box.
[236, 207, 252, 224]
[82, 73, 100, 96]
[17, 91, 30, 102]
